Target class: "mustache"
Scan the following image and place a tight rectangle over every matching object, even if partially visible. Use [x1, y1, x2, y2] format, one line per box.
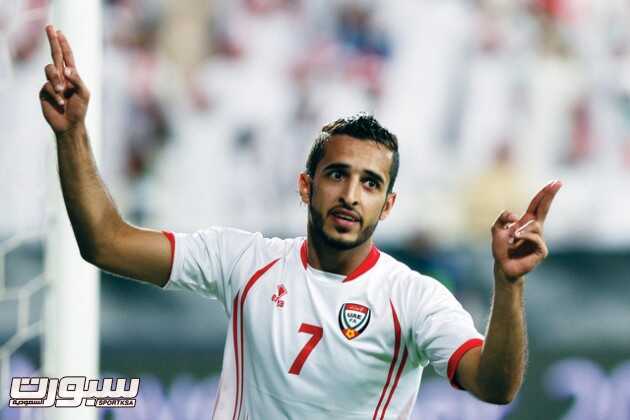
[328, 205, 362, 223]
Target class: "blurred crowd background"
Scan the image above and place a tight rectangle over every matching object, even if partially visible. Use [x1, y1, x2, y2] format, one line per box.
[1, 0, 630, 419]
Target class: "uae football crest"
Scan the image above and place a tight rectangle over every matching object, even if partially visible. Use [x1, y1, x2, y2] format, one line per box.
[338, 303, 371, 340]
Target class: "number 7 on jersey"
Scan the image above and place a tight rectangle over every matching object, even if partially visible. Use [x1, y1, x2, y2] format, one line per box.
[288, 323, 323, 375]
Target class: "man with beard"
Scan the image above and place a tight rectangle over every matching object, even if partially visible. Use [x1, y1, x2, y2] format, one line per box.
[40, 25, 561, 419]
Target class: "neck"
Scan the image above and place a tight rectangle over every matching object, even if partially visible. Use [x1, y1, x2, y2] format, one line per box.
[306, 226, 373, 276]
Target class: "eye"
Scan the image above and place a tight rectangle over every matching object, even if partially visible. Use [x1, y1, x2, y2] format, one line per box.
[330, 170, 344, 181]
[364, 179, 379, 189]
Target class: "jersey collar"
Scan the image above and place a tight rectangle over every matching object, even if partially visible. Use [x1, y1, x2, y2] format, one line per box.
[300, 240, 380, 283]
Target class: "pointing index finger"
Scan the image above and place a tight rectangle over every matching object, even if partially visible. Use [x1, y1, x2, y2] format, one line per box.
[535, 180, 562, 223]
[525, 184, 547, 216]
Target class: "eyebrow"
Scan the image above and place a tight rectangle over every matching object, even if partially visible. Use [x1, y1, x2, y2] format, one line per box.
[322, 163, 386, 186]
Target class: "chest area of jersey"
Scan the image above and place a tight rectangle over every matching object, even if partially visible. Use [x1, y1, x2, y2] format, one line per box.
[236, 261, 402, 398]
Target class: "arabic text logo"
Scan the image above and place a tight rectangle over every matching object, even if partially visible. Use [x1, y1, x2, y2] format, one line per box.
[9, 376, 140, 407]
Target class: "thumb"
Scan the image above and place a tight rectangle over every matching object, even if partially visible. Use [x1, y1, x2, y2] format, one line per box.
[507, 214, 534, 240]
[492, 210, 519, 234]
[63, 67, 90, 100]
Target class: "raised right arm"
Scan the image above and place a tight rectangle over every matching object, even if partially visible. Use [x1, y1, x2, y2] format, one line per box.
[40, 25, 172, 287]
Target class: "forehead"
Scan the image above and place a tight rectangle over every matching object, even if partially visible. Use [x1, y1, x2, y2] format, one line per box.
[318, 134, 393, 179]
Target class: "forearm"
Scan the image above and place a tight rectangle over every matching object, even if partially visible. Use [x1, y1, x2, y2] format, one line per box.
[476, 264, 527, 403]
[55, 124, 124, 260]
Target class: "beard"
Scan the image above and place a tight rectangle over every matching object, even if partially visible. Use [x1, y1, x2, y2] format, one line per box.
[307, 202, 379, 251]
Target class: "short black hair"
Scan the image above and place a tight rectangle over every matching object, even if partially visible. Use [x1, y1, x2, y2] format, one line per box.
[305, 113, 399, 193]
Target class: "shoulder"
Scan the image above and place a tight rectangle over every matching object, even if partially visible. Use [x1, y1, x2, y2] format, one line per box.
[376, 251, 441, 292]
[376, 251, 458, 313]
[186, 226, 301, 257]
[172, 226, 304, 279]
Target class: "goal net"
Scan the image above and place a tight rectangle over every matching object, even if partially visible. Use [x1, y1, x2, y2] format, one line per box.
[0, 231, 46, 419]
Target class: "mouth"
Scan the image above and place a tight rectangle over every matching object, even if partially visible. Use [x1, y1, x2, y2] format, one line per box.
[329, 208, 361, 229]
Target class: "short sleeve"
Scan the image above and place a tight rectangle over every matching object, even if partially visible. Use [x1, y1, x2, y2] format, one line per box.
[161, 227, 294, 313]
[412, 278, 484, 389]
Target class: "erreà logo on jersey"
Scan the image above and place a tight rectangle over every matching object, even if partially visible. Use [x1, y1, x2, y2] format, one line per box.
[271, 284, 287, 308]
[338, 303, 371, 340]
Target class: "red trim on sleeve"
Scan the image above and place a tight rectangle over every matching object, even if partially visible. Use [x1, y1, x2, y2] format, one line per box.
[447, 338, 484, 390]
[162, 231, 176, 281]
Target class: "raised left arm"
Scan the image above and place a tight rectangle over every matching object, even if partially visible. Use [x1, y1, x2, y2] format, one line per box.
[455, 180, 562, 404]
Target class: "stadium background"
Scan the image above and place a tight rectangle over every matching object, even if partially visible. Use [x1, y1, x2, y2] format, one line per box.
[2, 0, 630, 419]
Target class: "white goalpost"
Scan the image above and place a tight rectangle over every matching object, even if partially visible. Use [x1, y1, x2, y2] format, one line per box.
[0, 1, 101, 419]
[42, 1, 101, 419]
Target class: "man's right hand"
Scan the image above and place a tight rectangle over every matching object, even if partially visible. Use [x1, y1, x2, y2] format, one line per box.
[39, 25, 173, 288]
[40, 25, 90, 136]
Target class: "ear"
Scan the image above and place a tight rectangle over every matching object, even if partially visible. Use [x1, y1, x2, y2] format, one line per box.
[298, 172, 311, 205]
[379, 192, 397, 221]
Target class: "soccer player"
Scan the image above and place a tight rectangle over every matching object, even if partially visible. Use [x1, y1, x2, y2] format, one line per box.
[40, 25, 561, 419]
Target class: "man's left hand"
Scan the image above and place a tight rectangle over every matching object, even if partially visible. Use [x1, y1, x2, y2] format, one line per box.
[491, 180, 562, 281]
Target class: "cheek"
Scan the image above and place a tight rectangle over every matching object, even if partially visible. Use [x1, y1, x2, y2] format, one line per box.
[365, 196, 388, 220]
[311, 183, 333, 206]
[308, 188, 328, 216]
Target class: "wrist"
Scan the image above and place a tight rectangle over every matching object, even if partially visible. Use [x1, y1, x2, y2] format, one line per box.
[55, 122, 86, 141]
[493, 263, 524, 288]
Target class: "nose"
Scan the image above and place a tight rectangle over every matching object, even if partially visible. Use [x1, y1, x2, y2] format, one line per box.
[340, 176, 361, 207]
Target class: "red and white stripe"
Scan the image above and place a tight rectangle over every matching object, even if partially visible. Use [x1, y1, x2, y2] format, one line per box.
[372, 300, 408, 420]
[231, 259, 280, 420]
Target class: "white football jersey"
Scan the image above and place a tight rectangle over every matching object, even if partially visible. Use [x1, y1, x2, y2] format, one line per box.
[162, 227, 484, 420]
